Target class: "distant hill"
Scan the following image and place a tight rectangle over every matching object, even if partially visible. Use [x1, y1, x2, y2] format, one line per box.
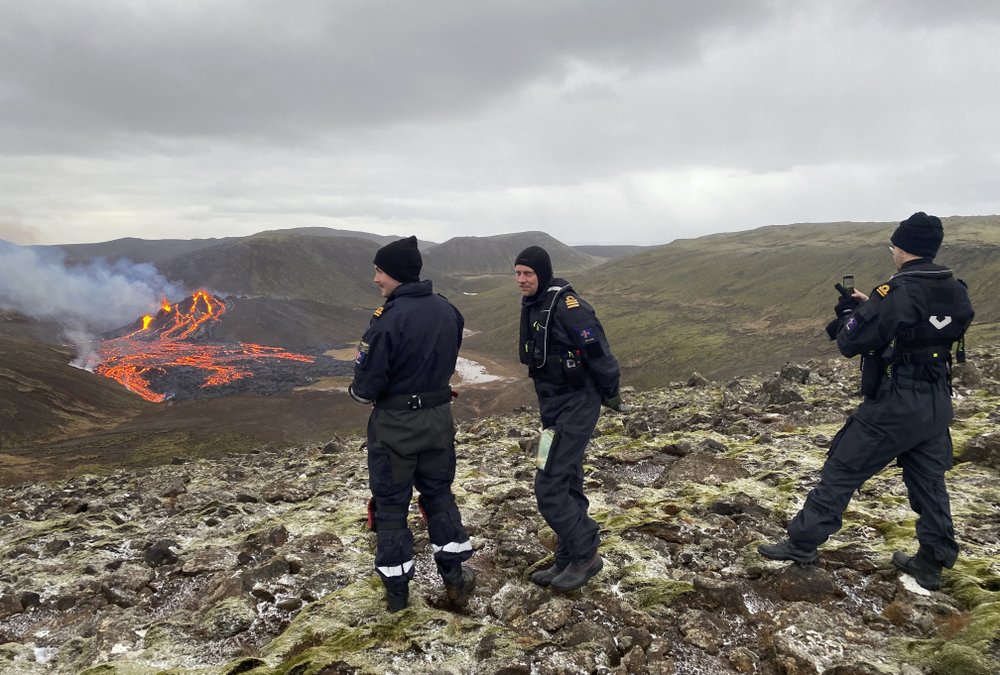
[573, 244, 649, 260]
[424, 231, 605, 278]
[46, 228, 438, 268]
[47, 236, 233, 266]
[155, 233, 385, 346]
[459, 216, 1000, 388]
[250, 227, 438, 250]
[159, 233, 378, 304]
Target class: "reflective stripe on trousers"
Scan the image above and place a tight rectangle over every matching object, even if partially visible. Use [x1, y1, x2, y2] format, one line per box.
[431, 539, 473, 554]
[377, 559, 415, 578]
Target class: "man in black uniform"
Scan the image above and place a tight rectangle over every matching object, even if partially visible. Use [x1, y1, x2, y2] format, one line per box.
[349, 236, 475, 612]
[514, 246, 625, 592]
[759, 213, 974, 591]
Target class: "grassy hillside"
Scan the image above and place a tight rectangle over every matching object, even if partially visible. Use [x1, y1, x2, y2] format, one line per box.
[460, 216, 1000, 389]
[159, 232, 380, 303]
[0, 334, 149, 447]
[574, 244, 649, 259]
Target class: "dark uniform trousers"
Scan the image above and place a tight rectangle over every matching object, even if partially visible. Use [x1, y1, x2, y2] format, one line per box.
[788, 372, 958, 566]
[536, 384, 602, 564]
[367, 404, 472, 587]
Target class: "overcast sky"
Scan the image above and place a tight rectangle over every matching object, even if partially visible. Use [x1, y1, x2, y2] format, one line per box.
[1, 1, 998, 247]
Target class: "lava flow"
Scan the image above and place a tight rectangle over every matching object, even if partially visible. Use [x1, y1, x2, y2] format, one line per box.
[93, 290, 316, 402]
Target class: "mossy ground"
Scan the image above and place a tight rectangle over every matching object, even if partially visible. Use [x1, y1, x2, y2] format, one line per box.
[3, 352, 999, 673]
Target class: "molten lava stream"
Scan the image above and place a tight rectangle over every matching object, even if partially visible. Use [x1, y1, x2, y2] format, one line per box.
[94, 290, 316, 402]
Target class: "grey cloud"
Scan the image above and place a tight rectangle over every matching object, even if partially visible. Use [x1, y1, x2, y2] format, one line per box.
[1, 2, 998, 247]
[0, 1, 769, 152]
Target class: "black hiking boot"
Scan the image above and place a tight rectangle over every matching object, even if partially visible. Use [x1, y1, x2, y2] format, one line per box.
[443, 569, 477, 607]
[550, 553, 603, 592]
[385, 583, 409, 613]
[531, 560, 568, 587]
[892, 548, 942, 591]
[757, 539, 819, 565]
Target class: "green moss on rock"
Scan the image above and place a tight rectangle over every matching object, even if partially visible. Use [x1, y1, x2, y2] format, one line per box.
[636, 578, 694, 608]
[928, 643, 996, 675]
[897, 601, 1000, 673]
[947, 561, 1000, 610]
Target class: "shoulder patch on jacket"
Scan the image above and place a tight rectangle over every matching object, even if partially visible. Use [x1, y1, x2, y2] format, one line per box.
[373, 305, 385, 318]
[355, 340, 370, 366]
[875, 284, 891, 298]
[564, 295, 580, 310]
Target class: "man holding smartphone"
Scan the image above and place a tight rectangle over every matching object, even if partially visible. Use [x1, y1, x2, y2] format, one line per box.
[758, 213, 974, 591]
[514, 246, 624, 592]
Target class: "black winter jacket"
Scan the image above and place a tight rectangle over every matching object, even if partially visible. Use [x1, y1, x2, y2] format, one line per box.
[350, 280, 463, 403]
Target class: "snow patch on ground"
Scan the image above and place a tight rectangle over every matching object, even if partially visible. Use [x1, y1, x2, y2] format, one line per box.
[455, 356, 506, 384]
[899, 574, 933, 596]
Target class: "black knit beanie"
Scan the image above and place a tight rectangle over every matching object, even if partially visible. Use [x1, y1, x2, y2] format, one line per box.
[514, 246, 553, 288]
[891, 212, 943, 259]
[373, 236, 422, 283]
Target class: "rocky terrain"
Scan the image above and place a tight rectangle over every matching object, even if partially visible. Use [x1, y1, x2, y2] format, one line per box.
[1, 352, 999, 674]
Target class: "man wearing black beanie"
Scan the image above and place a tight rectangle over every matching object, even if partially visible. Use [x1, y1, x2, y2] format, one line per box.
[890, 211, 944, 259]
[760, 212, 974, 592]
[514, 246, 553, 298]
[514, 245, 625, 592]
[373, 235, 422, 286]
[349, 236, 475, 612]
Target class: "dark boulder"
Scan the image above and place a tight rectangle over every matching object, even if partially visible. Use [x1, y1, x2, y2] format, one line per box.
[957, 431, 1000, 470]
[144, 540, 180, 568]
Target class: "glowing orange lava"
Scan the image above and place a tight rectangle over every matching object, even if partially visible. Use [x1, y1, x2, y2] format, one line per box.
[93, 290, 315, 402]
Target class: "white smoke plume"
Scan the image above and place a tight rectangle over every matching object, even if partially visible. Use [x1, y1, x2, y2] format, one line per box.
[0, 241, 186, 339]
[64, 326, 101, 371]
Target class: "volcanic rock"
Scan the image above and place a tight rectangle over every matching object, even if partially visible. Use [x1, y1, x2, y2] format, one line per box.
[687, 371, 711, 387]
[19, 590, 41, 610]
[144, 539, 180, 567]
[779, 363, 811, 383]
[0, 348, 998, 674]
[680, 608, 725, 654]
[322, 435, 350, 454]
[771, 564, 841, 603]
[763, 377, 805, 404]
[663, 452, 749, 485]
[957, 431, 1000, 470]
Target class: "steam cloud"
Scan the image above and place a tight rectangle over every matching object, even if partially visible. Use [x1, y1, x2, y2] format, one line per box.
[0, 241, 186, 348]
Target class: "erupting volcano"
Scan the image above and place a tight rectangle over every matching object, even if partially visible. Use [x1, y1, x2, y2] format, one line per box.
[90, 290, 345, 402]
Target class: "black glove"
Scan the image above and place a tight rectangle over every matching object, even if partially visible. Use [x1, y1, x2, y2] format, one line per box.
[826, 284, 859, 340]
[825, 318, 841, 341]
[834, 294, 859, 317]
[602, 391, 630, 413]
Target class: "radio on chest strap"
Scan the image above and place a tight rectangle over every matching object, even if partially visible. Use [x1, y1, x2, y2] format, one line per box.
[526, 283, 571, 369]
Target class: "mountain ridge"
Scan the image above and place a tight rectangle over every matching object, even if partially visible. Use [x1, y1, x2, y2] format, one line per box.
[423, 230, 605, 278]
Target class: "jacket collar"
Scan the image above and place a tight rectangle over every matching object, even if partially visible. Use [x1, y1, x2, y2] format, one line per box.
[521, 277, 572, 307]
[388, 279, 433, 300]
